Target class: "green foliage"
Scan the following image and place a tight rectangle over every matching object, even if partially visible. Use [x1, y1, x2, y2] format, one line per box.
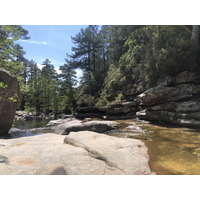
[0, 82, 7, 89]
[8, 94, 18, 102]
[0, 25, 29, 75]
[24, 106, 36, 113]
[96, 64, 123, 107]
[119, 25, 199, 87]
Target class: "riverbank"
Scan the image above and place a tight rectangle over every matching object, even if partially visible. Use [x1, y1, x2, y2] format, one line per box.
[6, 116, 200, 175]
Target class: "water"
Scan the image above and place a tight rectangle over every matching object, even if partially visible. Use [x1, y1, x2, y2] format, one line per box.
[14, 119, 50, 130]
[11, 119, 54, 138]
[108, 119, 200, 175]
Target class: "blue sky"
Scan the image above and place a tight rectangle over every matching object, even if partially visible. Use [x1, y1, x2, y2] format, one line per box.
[17, 25, 88, 76]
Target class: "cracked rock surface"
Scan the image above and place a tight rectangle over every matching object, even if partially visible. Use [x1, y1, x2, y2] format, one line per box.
[0, 132, 151, 175]
[64, 131, 151, 175]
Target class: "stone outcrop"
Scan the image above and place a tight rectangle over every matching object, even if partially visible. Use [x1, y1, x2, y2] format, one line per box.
[101, 101, 139, 120]
[55, 120, 120, 135]
[135, 72, 200, 127]
[0, 132, 152, 175]
[75, 107, 106, 119]
[134, 84, 200, 106]
[0, 69, 20, 135]
[98, 71, 200, 128]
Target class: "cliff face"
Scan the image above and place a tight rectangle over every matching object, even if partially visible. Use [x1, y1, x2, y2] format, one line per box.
[0, 69, 20, 135]
[89, 71, 200, 128]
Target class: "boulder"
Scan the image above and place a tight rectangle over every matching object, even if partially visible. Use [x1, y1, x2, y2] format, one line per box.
[64, 131, 151, 175]
[0, 69, 20, 135]
[45, 118, 79, 128]
[55, 120, 120, 135]
[135, 84, 200, 106]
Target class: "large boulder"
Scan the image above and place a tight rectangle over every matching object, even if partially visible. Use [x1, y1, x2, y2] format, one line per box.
[64, 131, 151, 175]
[0, 69, 20, 135]
[55, 120, 120, 135]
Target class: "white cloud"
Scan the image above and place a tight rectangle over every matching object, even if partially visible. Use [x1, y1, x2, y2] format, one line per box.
[37, 63, 61, 74]
[37, 64, 45, 70]
[75, 69, 83, 78]
[55, 67, 61, 74]
[19, 39, 48, 45]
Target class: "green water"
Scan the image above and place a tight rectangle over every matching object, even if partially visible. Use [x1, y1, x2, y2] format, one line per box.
[11, 119, 53, 138]
[14, 119, 50, 130]
[108, 119, 200, 175]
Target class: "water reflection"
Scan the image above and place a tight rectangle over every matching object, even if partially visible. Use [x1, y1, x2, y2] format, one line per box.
[108, 119, 200, 175]
[10, 119, 54, 138]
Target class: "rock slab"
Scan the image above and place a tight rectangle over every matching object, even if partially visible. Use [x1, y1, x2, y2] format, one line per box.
[0, 69, 20, 135]
[0, 133, 152, 175]
[64, 131, 151, 175]
[55, 120, 120, 135]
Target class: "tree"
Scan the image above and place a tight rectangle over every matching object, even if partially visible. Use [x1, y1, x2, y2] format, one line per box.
[59, 59, 77, 114]
[0, 25, 29, 75]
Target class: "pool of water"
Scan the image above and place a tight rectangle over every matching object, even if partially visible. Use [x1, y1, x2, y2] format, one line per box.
[108, 119, 200, 175]
[10, 119, 54, 138]
[14, 119, 50, 130]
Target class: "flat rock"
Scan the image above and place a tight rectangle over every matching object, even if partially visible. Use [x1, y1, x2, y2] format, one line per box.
[0, 133, 152, 175]
[55, 120, 120, 135]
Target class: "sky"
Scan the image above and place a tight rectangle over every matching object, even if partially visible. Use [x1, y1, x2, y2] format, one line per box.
[17, 25, 88, 77]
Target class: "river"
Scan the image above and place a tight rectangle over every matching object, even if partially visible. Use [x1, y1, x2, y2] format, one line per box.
[12, 118, 200, 175]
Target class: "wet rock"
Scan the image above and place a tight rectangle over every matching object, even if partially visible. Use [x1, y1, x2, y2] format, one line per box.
[0, 69, 20, 135]
[55, 120, 120, 135]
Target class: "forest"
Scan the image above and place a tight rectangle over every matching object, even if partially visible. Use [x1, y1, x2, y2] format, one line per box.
[0, 25, 199, 117]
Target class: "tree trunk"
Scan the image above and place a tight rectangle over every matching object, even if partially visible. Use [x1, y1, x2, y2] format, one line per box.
[191, 25, 200, 44]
